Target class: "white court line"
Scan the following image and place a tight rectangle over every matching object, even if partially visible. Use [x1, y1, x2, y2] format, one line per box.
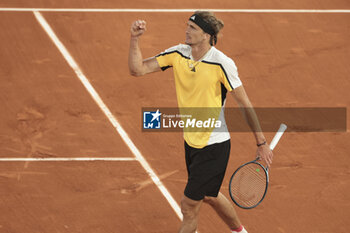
[0, 8, 349, 13]
[33, 11, 182, 219]
[0, 157, 137, 162]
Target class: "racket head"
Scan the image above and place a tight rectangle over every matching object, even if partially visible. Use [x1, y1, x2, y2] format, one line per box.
[229, 160, 269, 209]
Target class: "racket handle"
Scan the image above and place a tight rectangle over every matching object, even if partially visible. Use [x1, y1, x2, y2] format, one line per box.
[269, 123, 287, 151]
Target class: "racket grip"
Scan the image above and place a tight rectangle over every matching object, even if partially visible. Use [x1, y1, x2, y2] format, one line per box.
[269, 123, 287, 151]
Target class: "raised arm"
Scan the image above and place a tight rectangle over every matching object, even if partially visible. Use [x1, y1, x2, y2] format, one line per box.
[128, 20, 161, 76]
[231, 85, 273, 167]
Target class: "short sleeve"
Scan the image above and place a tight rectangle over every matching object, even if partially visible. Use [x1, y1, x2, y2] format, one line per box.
[220, 58, 242, 91]
[155, 45, 180, 71]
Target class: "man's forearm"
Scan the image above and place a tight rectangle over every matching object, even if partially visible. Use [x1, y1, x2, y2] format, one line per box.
[241, 107, 266, 145]
[231, 87, 267, 145]
[128, 36, 144, 76]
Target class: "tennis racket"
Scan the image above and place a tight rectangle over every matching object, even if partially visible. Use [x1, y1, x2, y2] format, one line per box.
[229, 123, 287, 209]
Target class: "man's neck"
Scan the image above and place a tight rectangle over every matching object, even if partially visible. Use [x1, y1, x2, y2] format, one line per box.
[191, 43, 212, 61]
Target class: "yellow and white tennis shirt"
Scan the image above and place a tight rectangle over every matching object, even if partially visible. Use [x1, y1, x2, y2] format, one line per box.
[156, 44, 242, 148]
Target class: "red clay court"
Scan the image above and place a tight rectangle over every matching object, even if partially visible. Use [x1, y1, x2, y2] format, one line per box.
[0, 1, 349, 232]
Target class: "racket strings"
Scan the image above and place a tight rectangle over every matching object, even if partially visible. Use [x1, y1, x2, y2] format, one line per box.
[230, 163, 267, 208]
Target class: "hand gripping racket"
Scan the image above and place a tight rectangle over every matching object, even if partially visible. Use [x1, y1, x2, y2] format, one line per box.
[229, 123, 287, 209]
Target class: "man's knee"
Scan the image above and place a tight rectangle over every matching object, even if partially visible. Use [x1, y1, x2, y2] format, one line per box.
[181, 196, 202, 219]
[203, 196, 218, 206]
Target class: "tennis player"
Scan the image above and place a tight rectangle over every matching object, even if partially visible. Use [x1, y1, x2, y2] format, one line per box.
[128, 11, 273, 233]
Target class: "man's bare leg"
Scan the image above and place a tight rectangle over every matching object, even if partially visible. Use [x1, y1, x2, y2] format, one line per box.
[203, 192, 241, 229]
[179, 196, 203, 233]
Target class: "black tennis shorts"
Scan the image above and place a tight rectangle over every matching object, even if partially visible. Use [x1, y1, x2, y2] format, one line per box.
[184, 139, 231, 201]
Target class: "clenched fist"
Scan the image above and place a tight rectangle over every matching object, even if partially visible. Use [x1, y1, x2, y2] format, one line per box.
[130, 20, 147, 37]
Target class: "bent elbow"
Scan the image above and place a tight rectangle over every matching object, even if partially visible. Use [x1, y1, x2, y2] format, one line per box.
[129, 69, 144, 77]
[129, 70, 138, 76]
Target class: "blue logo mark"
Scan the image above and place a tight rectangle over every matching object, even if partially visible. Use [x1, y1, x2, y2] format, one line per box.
[143, 109, 162, 129]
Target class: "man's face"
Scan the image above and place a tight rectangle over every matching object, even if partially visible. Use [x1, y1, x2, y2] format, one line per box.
[185, 21, 208, 45]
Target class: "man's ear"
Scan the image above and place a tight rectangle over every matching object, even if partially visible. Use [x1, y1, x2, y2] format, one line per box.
[204, 33, 211, 42]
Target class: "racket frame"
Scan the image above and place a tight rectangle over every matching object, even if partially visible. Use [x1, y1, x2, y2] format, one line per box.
[229, 159, 269, 209]
[229, 123, 286, 209]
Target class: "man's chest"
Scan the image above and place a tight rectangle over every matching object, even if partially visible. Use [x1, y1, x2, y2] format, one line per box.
[173, 58, 221, 88]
